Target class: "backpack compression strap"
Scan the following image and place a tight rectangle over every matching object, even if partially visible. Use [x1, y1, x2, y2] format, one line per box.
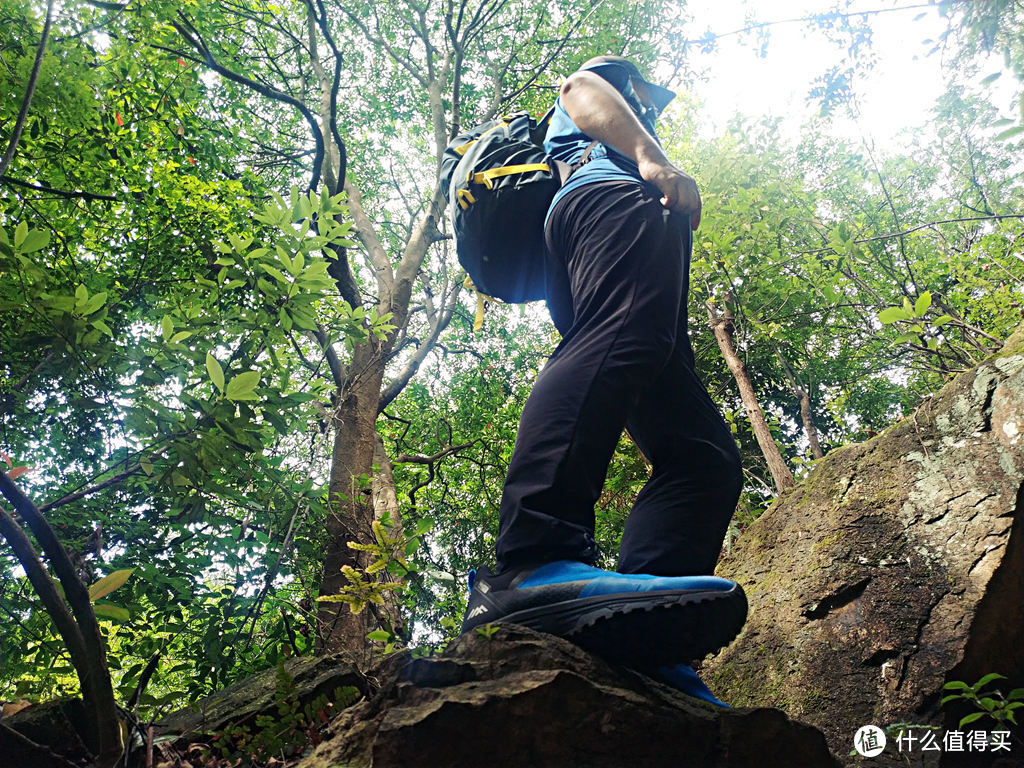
[470, 163, 552, 188]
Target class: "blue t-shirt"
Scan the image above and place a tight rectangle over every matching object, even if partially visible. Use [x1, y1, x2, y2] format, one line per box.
[544, 61, 670, 213]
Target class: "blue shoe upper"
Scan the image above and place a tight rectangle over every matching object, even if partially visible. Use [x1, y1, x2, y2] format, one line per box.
[517, 560, 737, 598]
[653, 664, 730, 708]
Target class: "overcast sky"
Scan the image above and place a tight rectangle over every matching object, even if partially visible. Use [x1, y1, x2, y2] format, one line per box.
[672, 0, 988, 149]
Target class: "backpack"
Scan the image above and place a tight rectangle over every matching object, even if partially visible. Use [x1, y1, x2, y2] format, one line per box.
[439, 110, 594, 306]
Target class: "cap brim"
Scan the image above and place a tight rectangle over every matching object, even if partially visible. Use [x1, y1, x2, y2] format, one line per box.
[645, 82, 675, 113]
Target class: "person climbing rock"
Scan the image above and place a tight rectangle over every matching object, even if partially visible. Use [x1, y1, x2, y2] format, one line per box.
[462, 56, 746, 707]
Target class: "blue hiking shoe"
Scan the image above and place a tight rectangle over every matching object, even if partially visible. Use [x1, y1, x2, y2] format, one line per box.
[461, 560, 747, 667]
[645, 664, 730, 708]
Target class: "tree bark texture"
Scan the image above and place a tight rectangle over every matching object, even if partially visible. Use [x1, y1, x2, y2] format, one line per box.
[777, 354, 825, 460]
[706, 300, 795, 492]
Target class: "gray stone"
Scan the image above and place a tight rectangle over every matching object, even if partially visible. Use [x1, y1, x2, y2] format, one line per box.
[298, 625, 841, 768]
[703, 326, 1024, 767]
[154, 653, 365, 743]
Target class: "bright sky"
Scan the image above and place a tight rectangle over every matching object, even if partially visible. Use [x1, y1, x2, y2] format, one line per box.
[674, 0, 960, 148]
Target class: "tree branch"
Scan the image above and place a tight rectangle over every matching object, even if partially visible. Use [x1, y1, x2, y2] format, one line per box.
[0, 472, 122, 767]
[798, 214, 1024, 256]
[378, 278, 460, 413]
[170, 15, 326, 191]
[344, 178, 395, 298]
[1, 176, 116, 201]
[0, 0, 55, 180]
[38, 464, 143, 515]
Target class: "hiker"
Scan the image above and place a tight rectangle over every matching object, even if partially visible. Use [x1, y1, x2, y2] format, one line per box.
[461, 56, 746, 706]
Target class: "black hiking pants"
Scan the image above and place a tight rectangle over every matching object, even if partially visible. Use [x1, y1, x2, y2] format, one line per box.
[495, 181, 742, 576]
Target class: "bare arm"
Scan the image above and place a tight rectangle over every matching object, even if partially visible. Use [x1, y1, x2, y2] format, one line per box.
[560, 70, 701, 230]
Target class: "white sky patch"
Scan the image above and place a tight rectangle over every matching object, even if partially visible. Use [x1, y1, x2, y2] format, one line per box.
[673, 0, 953, 148]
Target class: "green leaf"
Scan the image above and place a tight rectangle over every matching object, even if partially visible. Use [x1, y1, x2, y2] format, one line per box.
[914, 291, 931, 316]
[206, 352, 225, 394]
[995, 126, 1024, 142]
[958, 711, 986, 728]
[289, 306, 318, 331]
[974, 672, 1006, 689]
[20, 229, 50, 253]
[81, 292, 107, 316]
[932, 314, 953, 327]
[943, 681, 971, 690]
[169, 330, 192, 344]
[878, 307, 910, 324]
[89, 568, 136, 601]
[980, 72, 1002, 86]
[92, 603, 130, 622]
[260, 263, 290, 284]
[75, 284, 88, 303]
[315, 594, 355, 603]
[14, 221, 28, 249]
[226, 371, 260, 401]
[92, 319, 113, 337]
[160, 315, 174, 341]
[366, 630, 391, 643]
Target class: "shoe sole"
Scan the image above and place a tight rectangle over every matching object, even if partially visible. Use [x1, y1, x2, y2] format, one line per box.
[493, 584, 747, 665]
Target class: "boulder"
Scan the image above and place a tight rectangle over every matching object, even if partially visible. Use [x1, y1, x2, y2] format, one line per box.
[0, 698, 91, 768]
[298, 624, 841, 768]
[154, 653, 365, 745]
[704, 327, 1024, 767]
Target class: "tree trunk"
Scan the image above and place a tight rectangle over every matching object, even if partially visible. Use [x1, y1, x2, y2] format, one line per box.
[777, 354, 825, 460]
[317, 339, 390, 662]
[706, 299, 795, 492]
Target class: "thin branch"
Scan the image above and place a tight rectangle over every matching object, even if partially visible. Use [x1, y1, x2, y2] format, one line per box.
[1, 176, 116, 201]
[0, 722, 81, 768]
[797, 214, 1024, 256]
[340, 6, 426, 87]
[378, 279, 460, 412]
[0, 0, 55, 179]
[498, 0, 608, 109]
[171, 15, 326, 191]
[682, 3, 938, 47]
[39, 464, 143, 515]
[394, 441, 476, 465]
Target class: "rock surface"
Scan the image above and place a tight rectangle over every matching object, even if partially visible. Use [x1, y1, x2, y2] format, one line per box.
[297, 624, 841, 768]
[0, 698, 91, 768]
[704, 327, 1024, 766]
[155, 653, 365, 744]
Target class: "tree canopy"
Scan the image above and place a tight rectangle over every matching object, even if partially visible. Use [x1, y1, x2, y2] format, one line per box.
[1, 1, 1022, 763]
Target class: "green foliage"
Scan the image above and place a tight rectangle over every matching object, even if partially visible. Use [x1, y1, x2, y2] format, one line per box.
[474, 623, 500, 640]
[942, 674, 1024, 729]
[315, 514, 422, 616]
[206, 659, 360, 763]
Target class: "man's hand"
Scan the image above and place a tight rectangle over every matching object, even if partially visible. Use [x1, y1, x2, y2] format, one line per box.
[638, 157, 702, 231]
